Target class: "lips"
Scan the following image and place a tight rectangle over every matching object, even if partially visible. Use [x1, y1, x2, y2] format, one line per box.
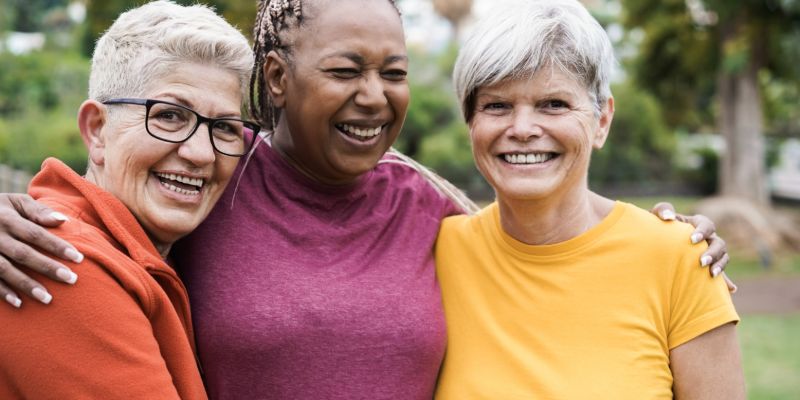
[335, 122, 388, 141]
[154, 172, 206, 195]
[501, 152, 557, 165]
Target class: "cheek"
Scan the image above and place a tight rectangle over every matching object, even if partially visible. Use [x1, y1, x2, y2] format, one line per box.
[214, 158, 239, 186]
[390, 85, 410, 112]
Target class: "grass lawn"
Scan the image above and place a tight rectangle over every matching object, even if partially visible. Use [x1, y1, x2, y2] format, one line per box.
[739, 313, 800, 399]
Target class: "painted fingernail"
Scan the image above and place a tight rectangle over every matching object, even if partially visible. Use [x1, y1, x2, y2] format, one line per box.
[691, 233, 703, 244]
[712, 266, 721, 277]
[32, 287, 52, 304]
[56, 268, 78, 284]
[64, 248, 84, 263]
[660, 210, 676, 221]
[5, 294, 21, 308]
[50, 212, 69, 222]
[700, 255, 713, 267]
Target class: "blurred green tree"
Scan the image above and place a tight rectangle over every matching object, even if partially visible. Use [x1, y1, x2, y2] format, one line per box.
[590, 81, 676, 191]
[621, 0, 800, 206]
[82, 0, 256, 56]
[5, 0, 69, 32]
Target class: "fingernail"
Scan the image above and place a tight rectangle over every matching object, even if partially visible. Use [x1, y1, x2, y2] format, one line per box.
[660, 210, 676, 221]
[712, 266, 721, 277]
[56, 268, 78, 284]
[32, 287, 52, 304]
[5, 294, 21, 308]
[50, 212, 69, 222]
[691, 233, 703, 244]
[730, 283, 738, 293]
[700, 255, 713, 267]
[65, 248, 84, 263]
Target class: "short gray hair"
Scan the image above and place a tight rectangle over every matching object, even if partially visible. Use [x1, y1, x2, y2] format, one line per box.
[89, 0, 254, 103]
[453, 0, 615, 121]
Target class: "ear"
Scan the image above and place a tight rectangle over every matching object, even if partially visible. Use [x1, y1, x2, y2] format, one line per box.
[592, 96, 614, 150]
[77, 100, 108, 166]
[264, 50, 289, 108]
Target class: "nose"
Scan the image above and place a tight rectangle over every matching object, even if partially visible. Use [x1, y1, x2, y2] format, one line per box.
[353, 71, 388, 110]
[177, 123, 217, 166]
[508, 107, 543, 142]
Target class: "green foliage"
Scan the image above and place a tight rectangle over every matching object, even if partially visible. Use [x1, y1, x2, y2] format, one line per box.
[82, 0, 256, 56]
[0, 51, 89, 173]
[1, 108, 87, 173]
[0, 51, 88, 116]
[5, 0, 69, 32]
[398, 46, 490, 196]
[621, 0, 800, 132]
[739, 313, 800, 399]
[589, 81, 676, 188]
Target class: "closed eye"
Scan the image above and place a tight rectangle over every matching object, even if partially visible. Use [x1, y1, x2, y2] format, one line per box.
[381, 69, 407, 81]
[328, 68, 360, 79]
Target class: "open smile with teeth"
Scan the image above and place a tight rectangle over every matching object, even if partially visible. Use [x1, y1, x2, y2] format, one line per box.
[336, 123, 385, 140]
[155, 172, 205, 196]
[503, 153, 556, 165]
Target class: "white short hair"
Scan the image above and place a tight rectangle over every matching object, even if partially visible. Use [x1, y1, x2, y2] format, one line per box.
[89, 0, 253, 102]
[453, 0, 615, 121]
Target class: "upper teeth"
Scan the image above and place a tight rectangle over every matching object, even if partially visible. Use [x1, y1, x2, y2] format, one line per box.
[504, 153, 553, 164]
[338, 123, 383, 138]
[156, 172, 204, 188]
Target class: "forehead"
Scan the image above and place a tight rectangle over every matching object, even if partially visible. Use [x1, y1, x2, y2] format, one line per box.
[142, 63, 242, 109]
[294, 0, 405, 57]
[478, 67, 586, 97]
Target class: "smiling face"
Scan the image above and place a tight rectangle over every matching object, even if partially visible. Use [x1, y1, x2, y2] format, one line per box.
[268, 0, 409, 185]
[83, 63, 241, 252]
[469, 66, 614, 203]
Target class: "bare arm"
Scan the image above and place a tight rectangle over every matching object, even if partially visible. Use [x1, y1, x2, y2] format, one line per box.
[0, 194, 83, 306]
[670, 323, 745, 400]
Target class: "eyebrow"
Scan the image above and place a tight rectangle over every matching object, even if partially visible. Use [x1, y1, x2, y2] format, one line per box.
[325, 52, 408, 65]
[158, 93, 240, 118]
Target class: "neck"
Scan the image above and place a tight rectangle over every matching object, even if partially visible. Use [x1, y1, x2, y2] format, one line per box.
[270, 123, 362, 187]
[153, 242, 171, 259]
[497, 185, 614, 245]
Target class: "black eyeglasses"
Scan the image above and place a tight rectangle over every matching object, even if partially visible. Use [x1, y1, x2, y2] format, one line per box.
[103, 98, 261, 157]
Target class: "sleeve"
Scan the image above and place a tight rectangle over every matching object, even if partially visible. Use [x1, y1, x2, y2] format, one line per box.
[0, 257, 183, 399]
[667, 238, 740, 349]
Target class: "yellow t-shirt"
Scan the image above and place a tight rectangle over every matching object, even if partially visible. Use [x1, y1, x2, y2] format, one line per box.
[435, 201, 738, 400]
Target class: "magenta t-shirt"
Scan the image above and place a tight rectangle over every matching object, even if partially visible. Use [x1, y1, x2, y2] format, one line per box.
[173, 142, 461, 399]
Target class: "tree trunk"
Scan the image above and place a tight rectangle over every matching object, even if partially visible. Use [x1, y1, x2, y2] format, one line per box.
[716, 21, 769, 207]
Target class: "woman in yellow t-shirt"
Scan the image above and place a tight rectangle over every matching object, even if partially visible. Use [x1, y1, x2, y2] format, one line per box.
[435, 0, 744, 398]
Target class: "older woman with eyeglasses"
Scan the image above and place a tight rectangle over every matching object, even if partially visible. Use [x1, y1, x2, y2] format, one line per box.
[0, 2, 255, 399]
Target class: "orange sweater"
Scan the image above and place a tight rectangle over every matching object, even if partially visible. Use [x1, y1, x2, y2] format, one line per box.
[0, 158, 207, 399]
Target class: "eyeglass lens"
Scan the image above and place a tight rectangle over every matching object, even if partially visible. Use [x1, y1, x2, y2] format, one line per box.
[147, 102, 248, 155]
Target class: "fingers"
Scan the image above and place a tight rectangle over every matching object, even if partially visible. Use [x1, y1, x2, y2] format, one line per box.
[698, 232, 728, 275]
[686, 214, 716, 244]
[0, 280, 22, 308]
[0, 257, 52, 305]
[0, 210, 83, 265]
[651, 202, 677, 221]
[6, 193, 68, 227]
[722, 272, 738, 294]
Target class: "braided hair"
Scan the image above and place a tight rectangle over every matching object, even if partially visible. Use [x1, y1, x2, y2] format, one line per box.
[249, 0, 400, 130]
